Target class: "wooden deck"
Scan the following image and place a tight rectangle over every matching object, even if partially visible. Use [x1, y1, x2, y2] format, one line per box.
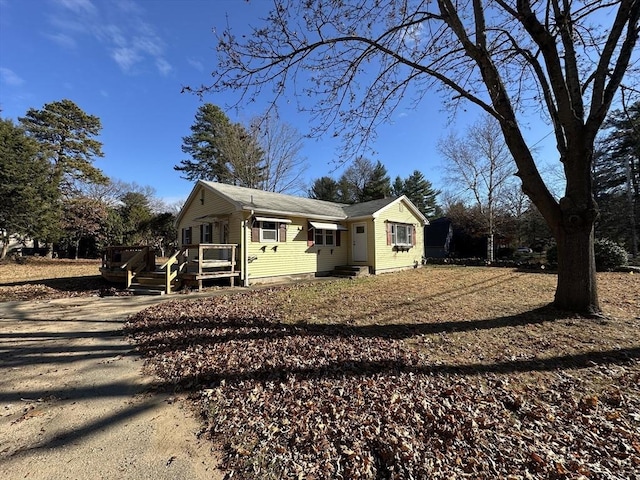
[100, 244, 240, 293]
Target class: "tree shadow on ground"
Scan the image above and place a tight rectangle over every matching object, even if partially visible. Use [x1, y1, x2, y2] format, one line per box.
[126, 304, 640, 389]
[0, 276, 108, 294]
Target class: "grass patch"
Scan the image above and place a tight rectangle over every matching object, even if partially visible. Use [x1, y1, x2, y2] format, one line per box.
[0, 256, 104, 301]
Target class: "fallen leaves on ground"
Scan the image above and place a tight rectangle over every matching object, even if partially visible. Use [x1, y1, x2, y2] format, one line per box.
[125, 268, 639, 479]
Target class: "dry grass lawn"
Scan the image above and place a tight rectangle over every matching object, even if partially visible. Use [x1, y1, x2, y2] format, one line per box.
[2, 259, 638, 478]
[0, 257, 104, 301]
[125, 267, 640, 479]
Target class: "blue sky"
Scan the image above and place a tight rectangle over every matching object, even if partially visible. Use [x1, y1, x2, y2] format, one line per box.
[0, 0, 558, 206]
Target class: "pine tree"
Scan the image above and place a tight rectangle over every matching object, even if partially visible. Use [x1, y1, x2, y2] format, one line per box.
[361, 161, 391, 201]
[392, 170, 441, 218]
[595, 102, 640, 256]
[308, 176, 341, 202]
[19, 99, 106, 196]
[0, 118, 58, 258]
[175, 103, 265, 186]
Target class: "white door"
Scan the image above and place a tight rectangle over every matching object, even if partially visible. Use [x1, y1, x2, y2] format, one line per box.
[352, 223, 367, 263]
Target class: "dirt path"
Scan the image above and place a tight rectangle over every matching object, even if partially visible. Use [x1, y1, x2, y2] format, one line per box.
[0, 294, 230, 480]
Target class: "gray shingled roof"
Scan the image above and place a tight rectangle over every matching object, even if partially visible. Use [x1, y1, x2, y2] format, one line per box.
[199, 181, 427, 223]
[342, 197, 399, 218]
[201, 181, 348, 220]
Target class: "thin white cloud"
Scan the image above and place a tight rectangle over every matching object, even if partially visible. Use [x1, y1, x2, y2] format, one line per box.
[188, 58, 204, 71]
[46, 32, 77, 49]
[54, 0, 97, 15]
[112, 47, 141, 71]
[156, 58, 172, 76]
[48, 0, 170, 76]
[0, 67, 24, 86]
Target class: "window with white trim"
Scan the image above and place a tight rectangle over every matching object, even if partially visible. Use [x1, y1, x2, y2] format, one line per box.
[182, 227, 192, 245]
[260, 221, 279, 242]
[391, 223, 413, 246]
[201, 223, 212, 243]
[314, 229, 335, 246]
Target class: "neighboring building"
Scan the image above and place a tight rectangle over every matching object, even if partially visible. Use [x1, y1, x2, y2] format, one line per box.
[176, 180, 428, 286]
[424, 218, 454, 258]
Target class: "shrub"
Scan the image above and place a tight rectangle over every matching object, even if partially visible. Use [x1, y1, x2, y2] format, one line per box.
[546, 245, 557, 266]
[545, 239, 628, 271]
[594, 238, 628, 271]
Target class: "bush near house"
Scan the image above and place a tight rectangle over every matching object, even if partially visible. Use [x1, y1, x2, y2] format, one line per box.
[547, 239, 628, 272]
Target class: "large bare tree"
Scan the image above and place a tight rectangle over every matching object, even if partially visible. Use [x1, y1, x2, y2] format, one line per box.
[248, 112, 309, 194]
[198, 0, 639, 315]
[439, 115, 515, 261]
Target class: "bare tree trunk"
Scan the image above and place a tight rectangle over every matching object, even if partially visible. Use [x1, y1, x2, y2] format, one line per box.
[74, 238, 80, 260]
[554, 223, 599, 314]
[0, 241, 8, 260]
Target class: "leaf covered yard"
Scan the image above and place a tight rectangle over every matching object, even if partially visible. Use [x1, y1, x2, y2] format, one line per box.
[125, 267, 640, 479]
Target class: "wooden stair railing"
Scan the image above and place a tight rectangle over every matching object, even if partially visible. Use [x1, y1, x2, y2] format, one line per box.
[121, 246, 150, 288]
[157, 247, 188, 294]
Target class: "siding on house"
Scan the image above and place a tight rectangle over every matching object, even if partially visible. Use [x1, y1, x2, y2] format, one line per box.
[177, 186, 238, 245]
[245, 216, 348, 281]
[371, 198, 425, 273]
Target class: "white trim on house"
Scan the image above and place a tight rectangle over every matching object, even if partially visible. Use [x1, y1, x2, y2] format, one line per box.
[255, 216, 292, 224]
[309, 221, 348, 231]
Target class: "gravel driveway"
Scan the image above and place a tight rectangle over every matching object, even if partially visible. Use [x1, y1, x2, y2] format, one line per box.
[0, 294, 227, 480]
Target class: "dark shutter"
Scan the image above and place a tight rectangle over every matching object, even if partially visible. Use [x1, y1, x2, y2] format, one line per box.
[280, 223, 287, 242]
[411, 225, 417, 246]
[386, 223, 392, 246]
[200, 225, 204, 243]
[251, 220, 260, 242]
[336, 230, 341, 246]
[307, 225, 314, 247]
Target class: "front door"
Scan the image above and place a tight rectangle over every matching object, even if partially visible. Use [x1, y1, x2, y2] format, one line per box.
[352, 223, 367, 263]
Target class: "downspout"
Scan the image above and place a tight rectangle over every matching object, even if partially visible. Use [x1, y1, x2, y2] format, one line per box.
[243, 210, 253, 287]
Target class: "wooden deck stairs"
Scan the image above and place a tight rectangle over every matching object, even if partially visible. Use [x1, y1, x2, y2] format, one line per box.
[100, 244, 239, 295]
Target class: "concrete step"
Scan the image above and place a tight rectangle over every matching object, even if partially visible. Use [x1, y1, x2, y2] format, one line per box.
[127, 285, 166, 296]
[333, 265, 370, 278]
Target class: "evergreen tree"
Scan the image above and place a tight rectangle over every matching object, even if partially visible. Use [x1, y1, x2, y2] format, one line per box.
[391, 176, 405, 197]
[395, 170, 441, 218]
[595, 102, 640, 257]
[361, 161, 391, 201]
[308, 176, 341, 202]
[175, 103, 265, 186]
[0, 118, 58, 258]
[119, 192, 153, 245]
[19, 99, 106, 196]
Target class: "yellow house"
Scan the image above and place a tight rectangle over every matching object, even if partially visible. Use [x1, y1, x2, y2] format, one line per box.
[176, 180, 428, 286]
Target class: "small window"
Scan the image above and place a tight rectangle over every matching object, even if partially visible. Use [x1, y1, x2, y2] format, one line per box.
[260, 221, 279, 242]
[391, 223, 413, 247]
[356, 226, 365, 234]
[201, 223, 212, 243]
[314, 229, 335, 246]
[182, 227, 192, 245]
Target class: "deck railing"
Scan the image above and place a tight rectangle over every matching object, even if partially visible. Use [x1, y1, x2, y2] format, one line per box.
[100, 244, 239, 292]
[180, 243, 239, 289]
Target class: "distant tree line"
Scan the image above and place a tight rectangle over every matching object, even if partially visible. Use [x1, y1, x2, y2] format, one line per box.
[1, 99, 178, 260]
[308, 157, 442, 220]
[437, 109, 638, 260]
